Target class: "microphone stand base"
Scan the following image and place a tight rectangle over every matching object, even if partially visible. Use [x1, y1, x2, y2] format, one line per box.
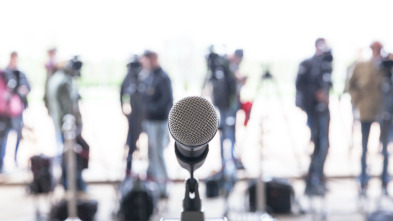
[181, 211, 205, 221]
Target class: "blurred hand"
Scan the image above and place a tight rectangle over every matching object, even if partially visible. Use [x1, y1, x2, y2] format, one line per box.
[122, 103, 131, 116]
[316, 90, 329, 103]
[18, 86, 29, 96]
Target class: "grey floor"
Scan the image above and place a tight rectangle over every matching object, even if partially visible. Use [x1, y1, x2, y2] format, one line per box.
[0, 177, 392, 221]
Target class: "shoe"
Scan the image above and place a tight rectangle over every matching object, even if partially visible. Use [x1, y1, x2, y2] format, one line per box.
[305, 184, 326, 196]
[160, 192, 169, 199]
[235, 159, 245, 170]
[359, 188, 367, 197]
[382, 186, 389, 197]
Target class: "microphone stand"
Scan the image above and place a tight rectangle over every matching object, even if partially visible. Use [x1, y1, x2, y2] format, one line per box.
[175, 144, 209, 221]
[182, 178, 204, 221]
[62, 115, 81, 221]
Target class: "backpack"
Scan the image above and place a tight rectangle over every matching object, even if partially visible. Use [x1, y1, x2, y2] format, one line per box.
[29, 154, 54, 194]
[49, 199, 98, 221]
[118, 178, 159, 221]
[0, 71, 24, 117]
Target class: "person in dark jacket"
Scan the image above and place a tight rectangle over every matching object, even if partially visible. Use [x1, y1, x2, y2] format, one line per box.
[120, 55, 145, 177]
[1, 51, 31, 166]
[141, 50, 173, 198]
[296, 38, 333, 196]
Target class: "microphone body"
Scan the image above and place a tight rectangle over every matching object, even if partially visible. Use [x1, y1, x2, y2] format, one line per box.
[168, 96, 218, 172]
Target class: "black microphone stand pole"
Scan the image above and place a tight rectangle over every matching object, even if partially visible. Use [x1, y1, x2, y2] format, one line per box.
[175, 144, 210, 221]
[63, 115, 81, 221]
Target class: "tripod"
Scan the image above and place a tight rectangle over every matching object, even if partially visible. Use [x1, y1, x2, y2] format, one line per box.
[251, 67, 306, 218]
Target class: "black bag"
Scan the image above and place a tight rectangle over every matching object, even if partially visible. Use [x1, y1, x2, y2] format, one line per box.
[118, 178, 159, 221]
[248, 178, 294, 214]
[29, 154, 54, 194]
[368, 210, 393, 221]
[205, 172, 223, 198]
[49, 199, 98, 221]
[76, 134, 89, 170]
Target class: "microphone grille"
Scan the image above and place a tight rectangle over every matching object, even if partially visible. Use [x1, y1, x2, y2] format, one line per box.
[168, 96, 218, 147]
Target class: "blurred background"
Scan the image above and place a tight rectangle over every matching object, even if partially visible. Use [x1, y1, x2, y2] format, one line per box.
[1, 0, 393, 220]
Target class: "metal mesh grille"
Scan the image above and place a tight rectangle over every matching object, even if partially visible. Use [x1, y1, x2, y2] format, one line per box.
[168, 96, 218, 147]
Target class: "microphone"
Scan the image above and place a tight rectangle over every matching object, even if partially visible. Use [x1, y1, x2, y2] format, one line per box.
[167, 96, 219, 221]
[168, 96, 218, 173]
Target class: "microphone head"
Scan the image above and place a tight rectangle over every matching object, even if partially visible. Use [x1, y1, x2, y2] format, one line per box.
[168, 96, 218, 147]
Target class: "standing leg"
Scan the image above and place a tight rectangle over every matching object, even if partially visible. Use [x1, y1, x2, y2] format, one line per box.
[125, 113, 141, 176]
[381, 122, 390, 193]
[144, 121, 159, 179]
[0, 129, 10, 172]
[156, 120, 169, 196]
[14, 115, 23, 165]
[360, 121, 373, 191]
[317, 110, 330, 187]
[0, 133, 6, 172]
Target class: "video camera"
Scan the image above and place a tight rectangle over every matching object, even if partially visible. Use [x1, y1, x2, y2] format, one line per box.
[127, 55, 142, 72]
[380, 54, 393, 78]
[206, 48, 227, 80]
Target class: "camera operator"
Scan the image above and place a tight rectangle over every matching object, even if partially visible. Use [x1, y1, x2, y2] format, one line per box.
[46, 56, 87, 192]
[206, 48, 246, 169]
[120, 55, 146, 177]
[348, 41, 389, 195]
[296, 38, 333, 196]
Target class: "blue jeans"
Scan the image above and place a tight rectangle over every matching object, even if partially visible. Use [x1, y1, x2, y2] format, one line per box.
[0, 117, 10, 172]
[306, 108, 330, 189]
[143, 120, 169, 194]
[1, 115, 23, 164]
[361, 121, 390, 188]
[218, 108, 236, 166]
[0, 129, 7, 172]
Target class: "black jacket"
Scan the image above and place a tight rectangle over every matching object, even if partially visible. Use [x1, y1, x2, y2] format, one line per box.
[295, 53, 333, 112]
[143, 67, 173, 121]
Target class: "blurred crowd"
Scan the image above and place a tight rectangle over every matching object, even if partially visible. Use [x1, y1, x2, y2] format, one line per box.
[0, 38, 393, 203]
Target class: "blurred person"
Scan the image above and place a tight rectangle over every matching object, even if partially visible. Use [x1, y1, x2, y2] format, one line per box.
[46, 56, 87, 191]
[296, 38, 333, 196]
[348, 41, 387, 195]
[206, 48, 246, 168]
[141, 50, 173, 198]
[44, 48, 57, 110]
[1, 51, 31, 166]
[120, 55, 146, 177]
[0, 70, 12, 173]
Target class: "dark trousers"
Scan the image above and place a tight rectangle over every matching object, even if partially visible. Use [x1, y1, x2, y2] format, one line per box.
[360, 120, 390, 188]
[306, 108, 330, 189]
[125, 110, 143, 175]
